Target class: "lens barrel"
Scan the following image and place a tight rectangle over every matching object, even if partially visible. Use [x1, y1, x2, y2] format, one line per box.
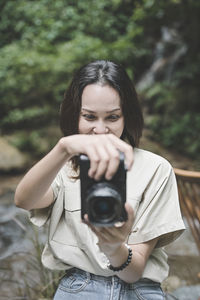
[86, 183, 122, 226]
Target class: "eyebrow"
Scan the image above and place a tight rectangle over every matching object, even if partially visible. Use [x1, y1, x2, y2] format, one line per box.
[81, 108, 121, 113]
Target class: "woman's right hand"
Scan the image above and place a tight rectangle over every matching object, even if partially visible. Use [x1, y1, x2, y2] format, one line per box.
[14, 133, 133, 211]
[60, 134, 134, 181]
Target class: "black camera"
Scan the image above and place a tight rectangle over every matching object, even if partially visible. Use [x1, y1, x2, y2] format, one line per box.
[79, 153, 127, 227]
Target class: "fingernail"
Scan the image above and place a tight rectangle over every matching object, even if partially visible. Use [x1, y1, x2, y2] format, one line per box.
[114, 222, 125, 227]
[125, 163, 128, 171]
[88, 170, 94, 178]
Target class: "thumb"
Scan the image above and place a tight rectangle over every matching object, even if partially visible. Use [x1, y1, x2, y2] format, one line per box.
[125, 202, 134, 224]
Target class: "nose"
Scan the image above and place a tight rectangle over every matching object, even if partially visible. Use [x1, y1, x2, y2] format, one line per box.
[93, 121, 108, 134]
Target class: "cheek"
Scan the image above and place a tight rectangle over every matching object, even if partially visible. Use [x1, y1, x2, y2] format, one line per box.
[118, 117, 124, 130]
[112, 118, 124, 137]
[78, 118, 91, 134]
[78, 118, 84, 133]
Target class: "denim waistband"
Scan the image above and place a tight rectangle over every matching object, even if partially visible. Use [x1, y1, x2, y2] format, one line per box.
[66, 267, 159, 287]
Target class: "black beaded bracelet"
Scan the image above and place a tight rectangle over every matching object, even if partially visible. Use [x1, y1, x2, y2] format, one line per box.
[107, 244, 132, 272]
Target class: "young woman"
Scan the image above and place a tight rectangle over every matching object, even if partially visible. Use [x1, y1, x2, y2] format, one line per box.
[15, 60, 185, 299]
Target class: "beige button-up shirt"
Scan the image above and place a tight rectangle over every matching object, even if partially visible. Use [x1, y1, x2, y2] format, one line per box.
[30, 148, 185, 283]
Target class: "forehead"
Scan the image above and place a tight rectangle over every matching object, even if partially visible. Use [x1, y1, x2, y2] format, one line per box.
[81, 84, 121, 111]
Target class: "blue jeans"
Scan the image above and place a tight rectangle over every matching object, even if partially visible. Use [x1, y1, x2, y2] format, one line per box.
[53, 268, 165, 300]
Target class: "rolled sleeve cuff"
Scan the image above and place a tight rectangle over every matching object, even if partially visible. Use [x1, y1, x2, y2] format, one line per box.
[29, 204, 53, 227]
[128, 219, 186, 248]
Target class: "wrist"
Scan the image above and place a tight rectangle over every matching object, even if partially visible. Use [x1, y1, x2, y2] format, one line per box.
[99, 242, 123, 258]
[58, 137, 73, 159]
[107, 243, 132, 272]
[106, 243, 124, 258]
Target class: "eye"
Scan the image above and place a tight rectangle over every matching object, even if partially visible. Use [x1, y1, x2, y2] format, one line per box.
[82, 114, 96, 121]
[107, 115, 120, 121]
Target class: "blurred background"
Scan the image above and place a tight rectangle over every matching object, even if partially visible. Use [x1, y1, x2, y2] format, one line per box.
[0, 0, 199, 299]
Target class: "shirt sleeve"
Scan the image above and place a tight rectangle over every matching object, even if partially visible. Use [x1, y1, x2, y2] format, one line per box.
[128, 160, 185, 247]
[29, 171, 61, 227]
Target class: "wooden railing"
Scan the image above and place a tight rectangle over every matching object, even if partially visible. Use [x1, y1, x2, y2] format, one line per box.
[174, 168, 200, 253]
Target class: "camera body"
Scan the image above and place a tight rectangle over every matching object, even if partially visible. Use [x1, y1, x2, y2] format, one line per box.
[79, 153, 127, 227]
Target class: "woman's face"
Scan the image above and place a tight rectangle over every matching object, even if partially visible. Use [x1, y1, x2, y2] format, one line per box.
[78, 84, 124, 137]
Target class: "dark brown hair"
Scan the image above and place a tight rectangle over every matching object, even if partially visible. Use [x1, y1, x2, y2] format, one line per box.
[60, 60, 144, 146]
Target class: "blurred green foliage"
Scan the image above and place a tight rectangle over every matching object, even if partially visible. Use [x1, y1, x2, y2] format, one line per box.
[0, 0, 199, 159]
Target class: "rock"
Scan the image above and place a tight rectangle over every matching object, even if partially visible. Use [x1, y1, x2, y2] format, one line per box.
[165, 218, 199, 257]
[0, 137, 28, 172]
[171, 285, 200, 300]
[162, 275, 182, 292]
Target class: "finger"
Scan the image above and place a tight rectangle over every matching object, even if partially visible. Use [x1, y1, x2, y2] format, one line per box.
[86, 136, 111, 180]
[83, 214, 106, 237]
[93, 227, 114, 242]
[93, 146, 110, 181]
[86, 148, 100, 178]
[108, 134, 134, 170]
[103, 141, 120, 180]
[94, 135, 121, 180]
[98, 227, 128, 245]
[83, 214, 89, 223]
[90, 226, 111, 242]
[114, 221, 125, 228]
[84, 216, 100, 234]
[99, 226, 123, 240]
[83, 214, 114, 242]
[125, 202, 134, 224]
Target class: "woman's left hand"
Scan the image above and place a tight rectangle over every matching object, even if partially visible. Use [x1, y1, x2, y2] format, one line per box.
[83, 203, 134, 256]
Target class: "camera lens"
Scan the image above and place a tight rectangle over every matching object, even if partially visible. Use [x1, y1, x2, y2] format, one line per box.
[90, 195, 120, 224]
[92, 197, 115, 217]
[86, 182, 122, 225]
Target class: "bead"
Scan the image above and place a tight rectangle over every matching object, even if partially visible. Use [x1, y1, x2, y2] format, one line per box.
[107, 244, 132, 272]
